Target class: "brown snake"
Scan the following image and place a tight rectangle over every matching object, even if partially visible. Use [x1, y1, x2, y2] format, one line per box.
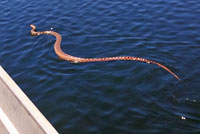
[30, 24, 180, 81]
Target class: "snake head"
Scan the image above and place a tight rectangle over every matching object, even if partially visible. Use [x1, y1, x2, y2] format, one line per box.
[30, 24, 39, 36]
[30, 24, 36, 30]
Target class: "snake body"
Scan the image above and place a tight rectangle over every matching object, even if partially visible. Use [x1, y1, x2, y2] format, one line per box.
[30, 24, 180, 81]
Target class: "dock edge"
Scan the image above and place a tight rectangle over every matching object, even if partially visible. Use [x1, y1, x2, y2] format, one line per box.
[0, 66, 58, 134]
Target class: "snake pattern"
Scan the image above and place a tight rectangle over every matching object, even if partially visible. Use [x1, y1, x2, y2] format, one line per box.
[30, 24, 180, 81]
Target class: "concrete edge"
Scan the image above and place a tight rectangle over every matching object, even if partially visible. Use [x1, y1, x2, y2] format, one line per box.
[0, 66, 58, 134]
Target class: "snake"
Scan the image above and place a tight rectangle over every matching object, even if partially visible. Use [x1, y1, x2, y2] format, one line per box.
[30, 24, 180, 81]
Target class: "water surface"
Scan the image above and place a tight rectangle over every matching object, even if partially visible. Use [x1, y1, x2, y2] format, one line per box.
[1, 0, 200, 133]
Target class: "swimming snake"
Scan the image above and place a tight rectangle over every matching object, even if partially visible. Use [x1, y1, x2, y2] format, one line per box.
[30, 24, 180, 81]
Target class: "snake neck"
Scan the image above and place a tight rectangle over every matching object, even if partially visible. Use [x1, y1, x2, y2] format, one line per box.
[30, 25, 81, 62]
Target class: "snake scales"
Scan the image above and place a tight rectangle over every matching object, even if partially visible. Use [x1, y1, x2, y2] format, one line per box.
[30, 24, 180, 81]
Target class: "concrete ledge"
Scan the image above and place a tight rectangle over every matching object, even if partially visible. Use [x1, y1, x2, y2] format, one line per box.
[0, 66, 58, 134]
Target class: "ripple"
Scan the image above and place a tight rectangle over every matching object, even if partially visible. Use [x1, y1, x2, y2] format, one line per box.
[1, 0, 200, 133]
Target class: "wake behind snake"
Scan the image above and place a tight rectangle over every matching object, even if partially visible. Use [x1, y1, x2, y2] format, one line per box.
[30, 24, 180, 81]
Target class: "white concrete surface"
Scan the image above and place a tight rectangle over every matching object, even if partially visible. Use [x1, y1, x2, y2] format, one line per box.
[0, 107, 19, 134]
[0, 66, 58, 134]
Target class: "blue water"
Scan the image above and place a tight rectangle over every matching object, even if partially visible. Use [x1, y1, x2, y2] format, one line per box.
[1, 0, 200, 133]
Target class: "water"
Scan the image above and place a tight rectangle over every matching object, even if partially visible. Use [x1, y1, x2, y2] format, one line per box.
[1, 0, 200, 133]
